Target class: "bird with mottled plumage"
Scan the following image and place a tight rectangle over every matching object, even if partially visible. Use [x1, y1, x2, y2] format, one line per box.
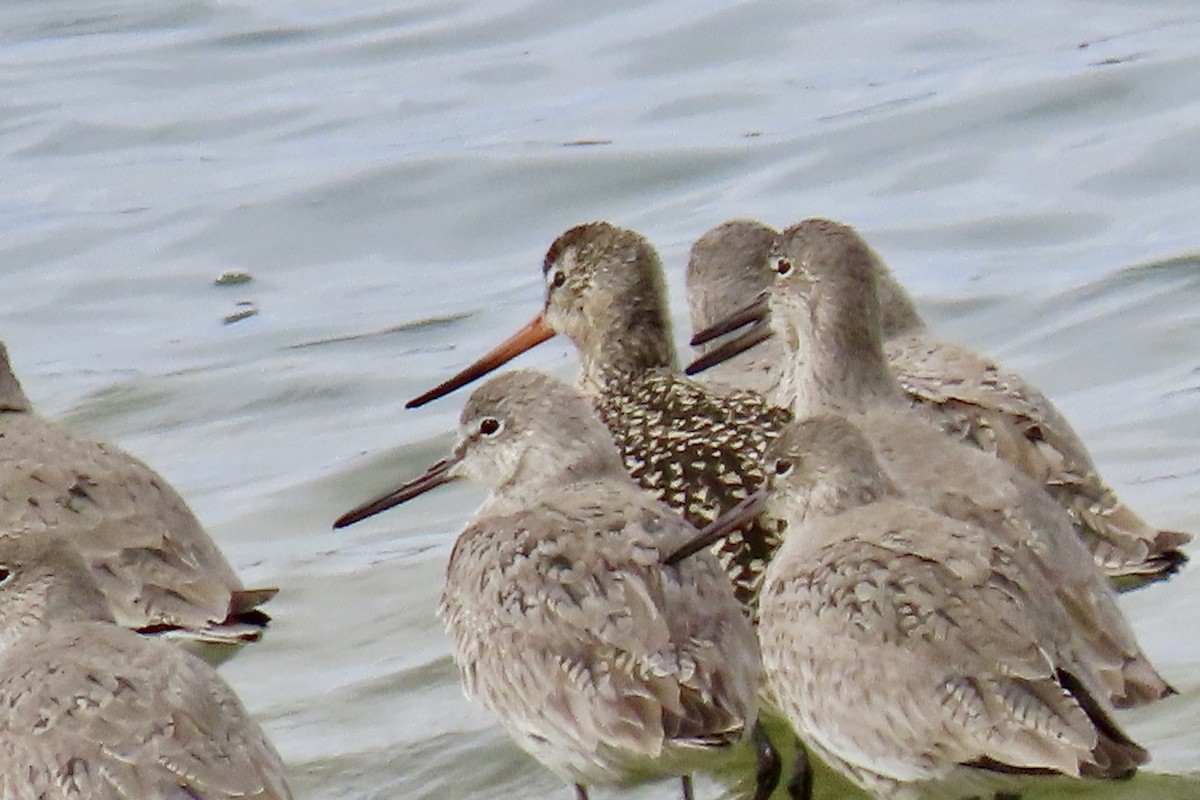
[0, 343, 276, 658]
[406, 222, 792, 612]
[685, 219, 1190, 590]
[337, 370, 760, 800]
[0, 532, 291, 800]
[741, 415, 1151, 800]
[689, 218, 1174, 714]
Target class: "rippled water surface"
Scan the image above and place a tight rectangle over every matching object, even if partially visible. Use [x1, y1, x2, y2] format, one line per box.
[3, 1, 1200, 798]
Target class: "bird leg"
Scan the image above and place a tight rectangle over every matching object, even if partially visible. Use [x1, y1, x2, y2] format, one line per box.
[751, 720, 782, 800]
[786, 740, 812, 800]
[681, 774, 695, 800]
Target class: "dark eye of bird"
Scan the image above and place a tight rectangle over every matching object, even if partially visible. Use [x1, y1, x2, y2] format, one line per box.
[479, 417, 503, 437]
[547, 269, 566, 289]
[0, 567, 10, 585]
[774, 458, 793, 477]
[775, 258, 793, 277]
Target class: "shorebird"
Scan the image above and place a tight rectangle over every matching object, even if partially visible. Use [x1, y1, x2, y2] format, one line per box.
[687, 219, 1191, 590]
[406, 222, 792, 610]
[404, 223, 808, 798]
[685, 219, 1175, 712]
[0, 343, 276, 657]
[675, 415, 1152, 800]
[336, 370, 761, 800]
[685, 220, 782, 396]
[0, 531, 292, 800]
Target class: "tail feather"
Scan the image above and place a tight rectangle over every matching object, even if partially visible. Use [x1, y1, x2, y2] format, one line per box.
[1074, 500, 1191, 593]
[1056, 669, 1149, 780]
[230, 586, 279, 618]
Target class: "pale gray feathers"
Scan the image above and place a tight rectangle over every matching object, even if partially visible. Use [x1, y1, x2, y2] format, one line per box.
[0, 533, 291, 800]
[757, 416, 1149, 799]
[0, 342, 273, 646]
[435, 371, 760, 789]
[685, 218, 1190, 585]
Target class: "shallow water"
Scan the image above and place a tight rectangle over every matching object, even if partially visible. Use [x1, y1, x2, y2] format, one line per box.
[2, 0, 1199, 797]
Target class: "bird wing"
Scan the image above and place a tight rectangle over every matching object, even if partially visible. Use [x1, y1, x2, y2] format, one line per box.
[0, 411, 268, 637]
[762, 501, 1120, 785]
[887, 332, 1190, 584]
[0, 623, 291, 800]
[439, 483, 758, 761]
[591, 369, 792, 605]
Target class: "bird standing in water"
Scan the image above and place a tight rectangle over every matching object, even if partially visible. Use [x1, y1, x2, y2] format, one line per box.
[402, 222, 801, 798]
[336, 370, 761, 800]
[684, 218, 1175, 716]
[677, 415, 1152, 800]
[685, 219, 1189, 590]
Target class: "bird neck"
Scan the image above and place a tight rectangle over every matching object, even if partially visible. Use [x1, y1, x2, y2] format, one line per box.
[482, 441, 628, 518]
[875, 267, 926, 339]
[574, 315, 678, 392]
[775, 294, 901, 417]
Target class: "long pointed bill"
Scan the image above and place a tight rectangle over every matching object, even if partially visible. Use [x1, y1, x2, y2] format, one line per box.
[663, 490, 768, 566]
[333, 455, 462, 528]
[684, 321, 773, 376]
[689, 292, 770, 347]
[407, 314, 556, 409]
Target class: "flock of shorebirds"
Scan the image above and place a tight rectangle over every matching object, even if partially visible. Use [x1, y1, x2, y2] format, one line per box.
[0, 342, 285, 797]
[0, 217, 1191, 800]
[335, 218, 1191, 800]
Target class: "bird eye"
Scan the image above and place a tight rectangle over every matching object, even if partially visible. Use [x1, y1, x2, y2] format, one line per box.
[546, 269, 566, 290]
[773, 458, 793, 477]
[772, 257, 793, 277]
[0, 567, 11, 586]
[478, 417, 503, 437]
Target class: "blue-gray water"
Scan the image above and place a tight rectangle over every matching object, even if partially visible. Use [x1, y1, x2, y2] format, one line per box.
[2, 1, 1199, 798]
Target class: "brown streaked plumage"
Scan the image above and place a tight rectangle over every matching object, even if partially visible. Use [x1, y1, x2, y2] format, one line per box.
[400, 223, 803, 800]
[0, 532, 291, 800]
[0, 342, 275, 657]
[690, 218, 1174, 714]
[339, 370, 760, 800]
[407, 222, 793, 611]
[685, 219, 1190, 590]
[740, 416, 1149, 800]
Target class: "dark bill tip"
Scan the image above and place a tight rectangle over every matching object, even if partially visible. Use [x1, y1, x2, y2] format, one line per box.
[663, 490, 769, 566]
[406, 314, 556, 409]
[334, 456, 461, 529]
[689, 293, 770, 347]
[684, 321, 773, 376]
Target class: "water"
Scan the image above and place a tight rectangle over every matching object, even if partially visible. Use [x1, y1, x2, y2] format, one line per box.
[2, 0, 1199, 797]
